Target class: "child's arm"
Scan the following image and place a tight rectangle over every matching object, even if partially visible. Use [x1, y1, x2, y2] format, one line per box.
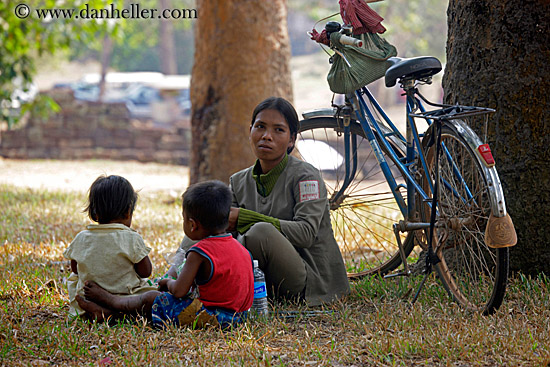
[134, 255, 153, 278]
[70, 260, 78, 274]
[158, 251, 204, 298]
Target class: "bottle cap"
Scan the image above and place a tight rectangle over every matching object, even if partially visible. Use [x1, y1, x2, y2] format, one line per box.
[253, 259, 258, 267]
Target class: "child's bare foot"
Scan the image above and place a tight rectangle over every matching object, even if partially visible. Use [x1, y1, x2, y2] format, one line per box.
[75, 295, 112, 323]
[83, 280, 114, 307]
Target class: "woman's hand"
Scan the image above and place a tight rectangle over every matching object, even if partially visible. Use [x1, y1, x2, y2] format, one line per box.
[227, 207, 240, 231]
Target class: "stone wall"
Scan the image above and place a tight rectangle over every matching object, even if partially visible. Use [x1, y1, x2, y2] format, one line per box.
[0, 90, 190, 165]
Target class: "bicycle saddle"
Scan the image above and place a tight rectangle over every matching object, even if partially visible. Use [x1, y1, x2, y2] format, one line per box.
[385, 56, 442, 88]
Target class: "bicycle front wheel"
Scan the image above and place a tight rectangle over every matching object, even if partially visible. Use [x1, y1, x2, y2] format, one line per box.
[297, 117, 416, 278]
[422, 122, 509, 314]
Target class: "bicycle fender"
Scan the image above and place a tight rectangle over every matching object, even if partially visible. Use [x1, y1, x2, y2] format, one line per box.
[301, 109, 408, 154]
[302, 108, 338, 119]
[443, 119, 507, 218]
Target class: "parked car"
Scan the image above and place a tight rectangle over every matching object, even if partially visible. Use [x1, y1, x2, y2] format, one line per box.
[69, 72, 191, 120]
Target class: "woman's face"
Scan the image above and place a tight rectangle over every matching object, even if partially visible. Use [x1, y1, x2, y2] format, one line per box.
[249, 109, 294, 172]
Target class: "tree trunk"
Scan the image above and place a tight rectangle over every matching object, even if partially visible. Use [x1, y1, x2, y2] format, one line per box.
[190, 0, 293, 184]
[159, 0, 178, 75]
[444, 0, 550, 274]
[98, 35, 113, 102]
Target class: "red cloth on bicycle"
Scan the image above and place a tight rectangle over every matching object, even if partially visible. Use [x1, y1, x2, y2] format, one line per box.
[310, 29, 330, 46]
[339, 0, 386, 34]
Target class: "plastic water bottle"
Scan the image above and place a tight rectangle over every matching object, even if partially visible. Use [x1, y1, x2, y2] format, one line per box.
[252, 260, 269, 318]
[148, 250, 187, 286]
[170, 250, 187, 276]
[164, 250, 186, 276]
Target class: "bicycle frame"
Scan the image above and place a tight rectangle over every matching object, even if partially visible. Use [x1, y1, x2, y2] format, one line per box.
[304, 82, 508, 232]
[344, 86, 432, 226]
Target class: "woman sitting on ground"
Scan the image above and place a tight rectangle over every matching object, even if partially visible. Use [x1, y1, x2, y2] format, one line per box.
[173, 97, 350, 306]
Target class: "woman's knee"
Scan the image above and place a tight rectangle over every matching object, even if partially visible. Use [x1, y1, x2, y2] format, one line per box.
[243, 222, 285, 260]
[247, 222, 280, 238]
[244, 223, 280, 248]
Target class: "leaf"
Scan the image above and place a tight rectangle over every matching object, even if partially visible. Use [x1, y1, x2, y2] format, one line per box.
[98, 357, 112, 365]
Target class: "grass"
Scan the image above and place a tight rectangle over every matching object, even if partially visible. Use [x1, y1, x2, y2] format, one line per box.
[1, 179, 550, 366]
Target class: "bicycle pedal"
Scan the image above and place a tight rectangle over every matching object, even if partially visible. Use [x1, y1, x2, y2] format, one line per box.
[384, 270, 411, 279]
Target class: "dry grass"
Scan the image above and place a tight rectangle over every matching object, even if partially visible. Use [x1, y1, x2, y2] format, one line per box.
[0, 159, 549, 366]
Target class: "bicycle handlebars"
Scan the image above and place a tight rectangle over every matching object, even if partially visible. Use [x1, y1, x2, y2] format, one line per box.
[338, 34, 363, 47]
[308, 21, 364, 48]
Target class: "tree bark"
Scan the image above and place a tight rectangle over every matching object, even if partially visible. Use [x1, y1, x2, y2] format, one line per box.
[444, 0, 550, 273]
[159, 0, 178, 75]
[190, 0, 293, 184]
[98, 34, 113, 102]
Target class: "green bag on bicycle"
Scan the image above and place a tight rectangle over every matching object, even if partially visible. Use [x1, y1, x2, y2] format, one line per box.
[327, 32, 397, 94]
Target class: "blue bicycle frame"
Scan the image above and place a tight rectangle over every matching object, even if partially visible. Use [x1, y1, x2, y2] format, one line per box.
[333, 84, 495, 230]
[337, 86, 434, 224]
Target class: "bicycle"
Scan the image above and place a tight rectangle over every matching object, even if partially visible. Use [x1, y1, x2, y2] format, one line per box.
[297, 21, 517, 314]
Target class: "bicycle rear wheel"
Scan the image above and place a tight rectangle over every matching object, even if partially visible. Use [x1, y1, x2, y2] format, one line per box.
[297, 117, 417, 278]
[422, 122, 509, 314]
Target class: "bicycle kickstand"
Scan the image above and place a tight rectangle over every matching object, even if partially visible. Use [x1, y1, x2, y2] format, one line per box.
[384, 224, 412, 279]
[410, 246, 440, 306]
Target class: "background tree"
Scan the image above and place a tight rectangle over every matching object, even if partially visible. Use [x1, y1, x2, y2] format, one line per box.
[190, 0, 293, 184]
[443, 0, 550, 273]
[0, 0, 123, 126]
[68, 0, 195, 75]
[98, 34, 114, 101]
[158, 0, 178, 75]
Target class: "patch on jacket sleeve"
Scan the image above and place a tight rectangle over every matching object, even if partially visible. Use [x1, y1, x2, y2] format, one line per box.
[299, 180, 320, 202]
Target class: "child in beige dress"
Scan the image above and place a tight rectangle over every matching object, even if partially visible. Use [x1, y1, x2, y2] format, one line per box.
[64, 175, 156, 318]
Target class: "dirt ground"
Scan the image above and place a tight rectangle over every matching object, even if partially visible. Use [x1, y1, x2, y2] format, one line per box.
[0, 158, 189, 194]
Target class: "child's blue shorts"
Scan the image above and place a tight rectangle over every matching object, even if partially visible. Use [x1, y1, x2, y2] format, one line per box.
[151, 292, 247, 329]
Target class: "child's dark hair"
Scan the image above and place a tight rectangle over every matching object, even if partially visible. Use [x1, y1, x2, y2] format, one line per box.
[85, 175, 138, 224]
[182, 180, 232, 233]
[251, 96, 299, 154]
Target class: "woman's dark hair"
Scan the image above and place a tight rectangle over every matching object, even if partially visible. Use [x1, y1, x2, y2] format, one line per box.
[250, 96, 299, 154]
[85, 175, 138, 224]
[182, 180, 232, 233]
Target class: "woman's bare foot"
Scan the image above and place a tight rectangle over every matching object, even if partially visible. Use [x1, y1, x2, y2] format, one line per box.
[83, 280, 115, 307]
[75, 295, 113, 323]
